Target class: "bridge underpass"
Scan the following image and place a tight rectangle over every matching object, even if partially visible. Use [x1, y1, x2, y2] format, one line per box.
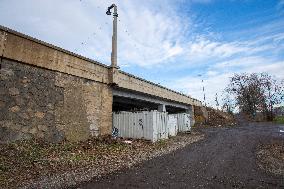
[0, 25, 202, 143]
[112, 88, 193, 114]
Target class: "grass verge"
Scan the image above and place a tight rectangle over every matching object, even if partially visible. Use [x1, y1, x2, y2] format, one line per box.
[274, 116, 284, 124]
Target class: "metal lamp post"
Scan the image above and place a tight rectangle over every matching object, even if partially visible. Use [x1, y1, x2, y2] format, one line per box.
[198, 74, 206, 107]
[106, 4, 118, 68]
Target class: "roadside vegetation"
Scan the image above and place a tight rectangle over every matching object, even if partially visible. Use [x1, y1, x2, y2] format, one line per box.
[194, 73, 283, 128]
[224, 73, 284, 122]
[273, 116, 284, 124]
[257, 141, 284, 176]
[194, 106, 236, 128]
[0, 133, 203, 189]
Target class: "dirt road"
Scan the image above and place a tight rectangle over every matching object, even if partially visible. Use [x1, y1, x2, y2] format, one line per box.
[76, 123, 284, 188]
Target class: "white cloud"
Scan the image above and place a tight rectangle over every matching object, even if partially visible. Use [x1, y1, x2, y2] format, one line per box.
[0, 0, 191, 67]
[0, 0, 282, 69]
[245, 61, 284, 80]
[214, 56, 284, 78]
[183, 32, 284, 65]
[167, 55, 284, 108]
[0, 0, 283, 106]
[186, 38, 249, 60]
[214, 56, 269, 69]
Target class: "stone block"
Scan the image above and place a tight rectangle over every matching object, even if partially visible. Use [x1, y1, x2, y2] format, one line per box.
[15, 97, 25, 106]
[0, 100, 5, 109]
[0, 127, 32, 143]
[0, 120, 22, 131]
[34, 111, 45, 119]
[37, 131, 45, 138]
[8, 87, 20, 96]
[21, 77, 31, 84]
[29, 127, 38, 135]
[19, 112, 29, 120]
[38, 124, 48, 132]
[1, 59, 113, 143]
[0, 68, 14, 80]
[47, 103, 54, 110]
[21, 125, 31, 133]
[9, 105, 20, 112]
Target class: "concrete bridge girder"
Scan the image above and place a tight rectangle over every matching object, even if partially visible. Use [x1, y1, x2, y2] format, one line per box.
[112, 88, 192, 114]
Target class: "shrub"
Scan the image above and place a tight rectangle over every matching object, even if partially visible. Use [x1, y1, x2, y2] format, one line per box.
[274, 116, 284, 124]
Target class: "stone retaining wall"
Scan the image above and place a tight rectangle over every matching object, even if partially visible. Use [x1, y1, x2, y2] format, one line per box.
[0, 59, 112, 143]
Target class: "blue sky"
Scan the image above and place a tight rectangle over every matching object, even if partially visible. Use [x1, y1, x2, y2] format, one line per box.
[0, 0, 283, 107]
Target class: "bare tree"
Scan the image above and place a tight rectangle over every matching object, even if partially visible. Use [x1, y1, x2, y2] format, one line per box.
[226, 73, 284, 121]
[221, 94, 235, 115]
[260, 73, 284, 120]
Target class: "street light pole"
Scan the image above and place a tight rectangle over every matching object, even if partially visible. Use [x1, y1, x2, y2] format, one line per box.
[198, 74, 206, 107]
[106, 4, 118, 68]
[202, 79, 206, 107]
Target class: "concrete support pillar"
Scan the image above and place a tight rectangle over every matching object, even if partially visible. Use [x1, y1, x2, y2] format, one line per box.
[108, 66, 118, 84]
[186, 105, 195, 126]
[158, 104, 166, 112]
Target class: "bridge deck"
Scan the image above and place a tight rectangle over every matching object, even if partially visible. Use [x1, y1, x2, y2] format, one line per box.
[0, 25, 201, 107]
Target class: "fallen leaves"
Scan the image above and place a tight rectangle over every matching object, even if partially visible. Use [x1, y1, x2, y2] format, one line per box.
[0, 133, 204, 189]
[256, 141, 284, 176]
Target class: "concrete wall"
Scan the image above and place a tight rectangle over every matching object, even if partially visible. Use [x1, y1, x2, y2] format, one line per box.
[0, 26, 110, 84]
[0, 59, 112, 143]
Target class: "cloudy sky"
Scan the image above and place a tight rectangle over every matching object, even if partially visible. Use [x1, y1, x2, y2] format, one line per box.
[0, 0, 283, 107]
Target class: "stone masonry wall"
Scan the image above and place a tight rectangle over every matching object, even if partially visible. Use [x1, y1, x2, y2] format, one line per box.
[0, 59, 112, 143]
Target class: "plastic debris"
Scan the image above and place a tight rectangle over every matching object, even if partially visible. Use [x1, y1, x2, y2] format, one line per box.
[123, 140, 133, 144]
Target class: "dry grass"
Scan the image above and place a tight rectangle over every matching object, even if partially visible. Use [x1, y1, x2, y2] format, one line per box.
[256, 141, 284, 176]
[0, 132, 204, 189]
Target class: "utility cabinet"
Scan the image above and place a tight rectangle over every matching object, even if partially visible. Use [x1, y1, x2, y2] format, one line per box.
[113, 111, 168, 142]
[168, 114, 178, 137]
[176, 113, 191, 132]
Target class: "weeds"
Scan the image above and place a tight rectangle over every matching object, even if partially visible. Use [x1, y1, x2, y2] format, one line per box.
[274, 116, 284, 124]
[0, 134, 203, 188]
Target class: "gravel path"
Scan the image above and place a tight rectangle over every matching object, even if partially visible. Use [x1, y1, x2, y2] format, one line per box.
[76, 123, 284, 189]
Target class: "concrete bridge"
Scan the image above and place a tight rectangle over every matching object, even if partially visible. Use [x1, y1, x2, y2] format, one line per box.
[0, 25, 202, 143]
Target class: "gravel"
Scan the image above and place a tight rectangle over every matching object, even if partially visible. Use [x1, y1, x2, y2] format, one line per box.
[76, 123, 284, 189]
[257, 141, 284, 176]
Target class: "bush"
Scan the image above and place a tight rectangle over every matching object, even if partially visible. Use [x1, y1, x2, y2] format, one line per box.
[274, 116, 284, 124]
